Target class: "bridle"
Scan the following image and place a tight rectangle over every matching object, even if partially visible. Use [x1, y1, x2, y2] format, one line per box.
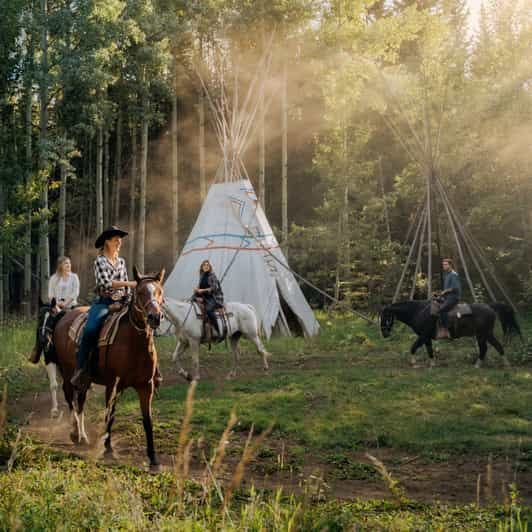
[40, 305, 62, 353]
[130, 277, 163, 333]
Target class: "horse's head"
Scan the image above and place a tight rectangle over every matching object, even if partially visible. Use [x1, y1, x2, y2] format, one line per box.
[35, 298, 62, 357]
[379, 306, 395, 338]
[133, 266, 165, 329]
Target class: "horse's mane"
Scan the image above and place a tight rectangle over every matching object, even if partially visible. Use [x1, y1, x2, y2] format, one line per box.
[387, 300, 429, 312]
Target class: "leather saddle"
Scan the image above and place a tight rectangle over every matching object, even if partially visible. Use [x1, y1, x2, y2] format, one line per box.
[192, 302, 231, 342]
[68, 305, 129, 348]
[448, 303, 473, 319]
[430, 300, 472, 319]
[432, 301, 473, 339]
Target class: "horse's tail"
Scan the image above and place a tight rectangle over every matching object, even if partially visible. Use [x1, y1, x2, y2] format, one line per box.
[489, 302, 522, 342]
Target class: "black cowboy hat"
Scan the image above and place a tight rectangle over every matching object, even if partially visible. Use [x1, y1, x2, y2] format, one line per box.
[94, 226, 128, 249]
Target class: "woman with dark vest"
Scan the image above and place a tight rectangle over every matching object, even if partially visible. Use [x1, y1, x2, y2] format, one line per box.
[194, 260, 224, 337]
[71, 226, 136, 388]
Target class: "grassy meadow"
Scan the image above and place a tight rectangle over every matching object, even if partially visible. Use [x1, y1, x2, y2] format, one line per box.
[1, 312, 532, 529]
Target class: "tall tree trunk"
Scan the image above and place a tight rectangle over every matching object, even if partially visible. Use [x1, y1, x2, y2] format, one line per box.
[137, 98, 148, 272]
[378, 156, 391, 243]
[38, 0, 50, 303]
[104, 128, 110, 226]
[281, 60, 288, 250]
[113, 110, 122, 224]
[334, 128, 349, 302]
[171, 75, 179, 259]
[128, 124, 137, 269]
[96, 124, 104, 235]
[334, 191, 344, 303]
[24, 37, 34, 317]
[423, 98, 433, 298]
[57, 138, 67, 257]
[0, 179, 4, 322]
[199, 87, 206, 199]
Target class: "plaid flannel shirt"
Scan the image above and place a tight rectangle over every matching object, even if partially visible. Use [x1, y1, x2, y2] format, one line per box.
[94, 255, 129, 298]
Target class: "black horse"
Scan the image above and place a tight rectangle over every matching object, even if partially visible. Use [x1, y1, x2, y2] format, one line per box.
[379, 300, 521, 367]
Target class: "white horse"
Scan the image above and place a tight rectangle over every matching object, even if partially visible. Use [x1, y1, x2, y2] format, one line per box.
[162, 298, 271, 381]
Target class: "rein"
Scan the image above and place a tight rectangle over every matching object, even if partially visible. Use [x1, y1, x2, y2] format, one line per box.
[129, 278, 163, 333]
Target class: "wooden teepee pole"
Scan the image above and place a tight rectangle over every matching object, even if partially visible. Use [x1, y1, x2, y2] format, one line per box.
[437, 180, 477, 301]
[410, 208, 427, 300]
[393, 200, 427, 303]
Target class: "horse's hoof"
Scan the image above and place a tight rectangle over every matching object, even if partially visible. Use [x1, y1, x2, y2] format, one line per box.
[70, 431, 79, 444]
[103, 448, 115, 460]
[429, 359, 436, 369]
[178, 368, 193, 382]
[410, 356, 417, 367]
[149, 462, 161, 473]
[502, 357, 511, 368]
[474, 359, 482, 369]
[80, 436, 90, 446]
[225, 372, 236, 380]
[50, 408, 60, 419]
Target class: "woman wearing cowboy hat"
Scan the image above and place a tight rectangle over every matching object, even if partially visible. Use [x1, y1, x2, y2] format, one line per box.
[71, 226, 136, 388]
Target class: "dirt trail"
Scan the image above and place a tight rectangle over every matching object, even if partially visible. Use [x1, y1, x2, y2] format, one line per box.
[9, 384, 532, 505]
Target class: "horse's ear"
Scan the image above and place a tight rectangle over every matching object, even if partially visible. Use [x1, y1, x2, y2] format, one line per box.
[133, 265, 142, 283]
[51, 297, 57, 308]
[155, 268, 165, 284]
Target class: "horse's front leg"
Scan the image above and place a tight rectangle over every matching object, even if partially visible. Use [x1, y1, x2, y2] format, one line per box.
[72, 389, 90, 445]
[104, 380, 120, 458]
[63, 380, 78, 443]
[46, 362, 60, 418]
[137, 384, 158, 469]
[410, 336, 427, 366]
[425, 339, 436, 368]
[172, 338, 193, 382]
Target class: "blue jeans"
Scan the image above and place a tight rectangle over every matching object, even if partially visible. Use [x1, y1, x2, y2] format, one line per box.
[76, 297, 112, 369]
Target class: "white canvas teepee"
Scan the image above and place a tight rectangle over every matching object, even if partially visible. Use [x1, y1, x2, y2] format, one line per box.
[163, 42, 319, 338]
[164, 178, 319, 338]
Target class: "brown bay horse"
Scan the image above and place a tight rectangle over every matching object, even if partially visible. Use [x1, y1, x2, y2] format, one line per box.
[34, 267, 165, 468]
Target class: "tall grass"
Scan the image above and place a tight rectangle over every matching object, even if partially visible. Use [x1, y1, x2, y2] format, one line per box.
[0, 320, 49, 400]
[0, 319, 34, 369]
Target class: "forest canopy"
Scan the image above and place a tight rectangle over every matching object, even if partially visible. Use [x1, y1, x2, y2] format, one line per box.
[0, 0, 531, 318]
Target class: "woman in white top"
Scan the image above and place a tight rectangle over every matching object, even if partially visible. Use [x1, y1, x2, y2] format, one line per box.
[48, 256, 80, 309]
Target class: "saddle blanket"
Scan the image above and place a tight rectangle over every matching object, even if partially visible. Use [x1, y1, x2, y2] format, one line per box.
[191, 303, 234, 342]
[68, 306, 128, 348]
[449, 303, 472, 319]
[431, 301, 472, 318]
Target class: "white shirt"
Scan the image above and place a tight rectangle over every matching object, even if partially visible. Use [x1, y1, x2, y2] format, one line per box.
[48, 272, 80, 307]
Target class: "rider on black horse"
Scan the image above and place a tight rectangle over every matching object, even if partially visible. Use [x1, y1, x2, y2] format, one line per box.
[438, 258, 462, 338]
[193, 260, 224, 339]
